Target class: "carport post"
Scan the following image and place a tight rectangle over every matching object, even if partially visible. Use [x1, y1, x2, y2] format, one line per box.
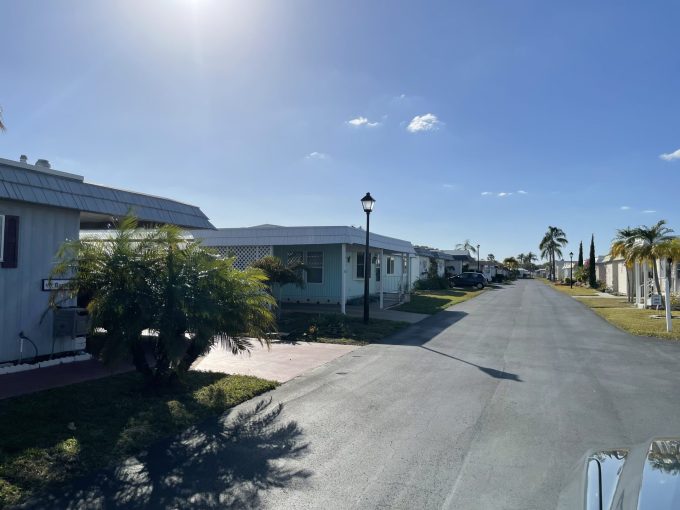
[380, 249, 384, 309]
[341, 243, 347, 314]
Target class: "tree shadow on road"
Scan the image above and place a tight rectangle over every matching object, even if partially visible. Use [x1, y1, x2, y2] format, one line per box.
[28, 398, 311, 510]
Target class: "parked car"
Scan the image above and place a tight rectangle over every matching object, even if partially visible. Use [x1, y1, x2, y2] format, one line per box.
[450, 272, 486, 289]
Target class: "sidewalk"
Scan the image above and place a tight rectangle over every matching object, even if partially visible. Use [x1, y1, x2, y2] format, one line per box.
[0, 360, 131, 400]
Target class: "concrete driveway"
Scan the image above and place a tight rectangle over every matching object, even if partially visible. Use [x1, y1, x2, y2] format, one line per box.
[28, 280, 680, 509]
[193, 340, 359, 383]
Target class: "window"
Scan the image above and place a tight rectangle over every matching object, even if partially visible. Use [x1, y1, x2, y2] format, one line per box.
[306, 251, 323, 283]
[356, 252, 370, 279]
[386, 256, 395, 275]
[1, 215, 19, 269]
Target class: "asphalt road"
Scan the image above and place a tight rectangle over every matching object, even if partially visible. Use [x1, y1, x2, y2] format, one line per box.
[30, 280, 680, 509]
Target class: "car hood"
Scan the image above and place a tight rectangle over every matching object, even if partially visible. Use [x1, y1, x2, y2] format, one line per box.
[557, 438, 680, 510]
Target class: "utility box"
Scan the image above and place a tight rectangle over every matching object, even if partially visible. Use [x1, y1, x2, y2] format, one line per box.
[53, 307, 90, 338]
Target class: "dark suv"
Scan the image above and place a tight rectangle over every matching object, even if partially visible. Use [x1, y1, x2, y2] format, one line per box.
[450, 272, 486, 289]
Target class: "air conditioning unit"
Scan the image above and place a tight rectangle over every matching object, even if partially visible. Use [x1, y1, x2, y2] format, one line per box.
[53, 307, 90, 338]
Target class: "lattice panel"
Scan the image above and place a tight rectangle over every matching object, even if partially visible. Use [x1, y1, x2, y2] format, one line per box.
[213, 245, 272, 269]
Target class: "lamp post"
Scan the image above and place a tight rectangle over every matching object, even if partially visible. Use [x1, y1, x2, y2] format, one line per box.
[477, 244, 480, 272]
[361, 192, 375, 324]
[569, 251, 574, 289]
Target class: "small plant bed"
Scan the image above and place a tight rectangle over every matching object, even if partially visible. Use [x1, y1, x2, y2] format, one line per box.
[278, 312, 408, 345]
[573, 297, 680, 340]
[0, 371, 277, 507]
[394, 288, 485, 315]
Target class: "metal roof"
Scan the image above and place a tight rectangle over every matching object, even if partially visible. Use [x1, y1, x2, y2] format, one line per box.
[192, 225, 415, 254]
[0, 157, 214, 229]
[443, 249, 475, 261]
[414, 246, 455, 260]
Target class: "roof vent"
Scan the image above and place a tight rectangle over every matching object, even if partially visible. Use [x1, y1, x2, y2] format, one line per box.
[19, 155, 28, 164]
[35, 159, 51, 169]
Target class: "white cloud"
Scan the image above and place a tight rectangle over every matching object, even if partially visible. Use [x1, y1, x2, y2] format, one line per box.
[306, 151, 329, 160]
[498, 192, 513, 197]
[407, 113, 442, 133]
[347, 116, 380, 128]
[620, 206, 630, 210]
[660, 148, 680, 161]
[517, 190, 528, 194]
[642, 209, 657, 213]
[481, 191, 492, 196]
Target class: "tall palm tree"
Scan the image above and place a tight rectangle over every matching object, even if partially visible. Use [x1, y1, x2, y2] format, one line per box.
[0, 106, 5, 131]
[456, 240, 477, 254]
[539, 226, 568, 281]
[610, 221, 675, 303]
[517, 253, 526, 268]
[525, 251, 538, 275]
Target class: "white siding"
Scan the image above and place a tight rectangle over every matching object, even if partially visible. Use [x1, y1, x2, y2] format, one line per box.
[0, 200, 79, 363]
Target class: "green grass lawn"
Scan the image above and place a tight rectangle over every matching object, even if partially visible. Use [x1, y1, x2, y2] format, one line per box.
[574, 297, 680, 340]
[394, 288, 485, 314]
[0, 372, 277, 507]
[538, 278, 601, 296]
[278, 312, 409, 345]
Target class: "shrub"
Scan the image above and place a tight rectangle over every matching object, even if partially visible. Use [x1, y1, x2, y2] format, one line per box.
[671, 293, 680, 311]
[414, 276, 449, 290]
[50, 216, 276, 386]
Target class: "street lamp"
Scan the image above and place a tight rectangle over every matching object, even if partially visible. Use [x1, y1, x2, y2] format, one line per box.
[569, 251, 574, 289]
[361, 192, 375, 324]
[477, 244, 480, 272]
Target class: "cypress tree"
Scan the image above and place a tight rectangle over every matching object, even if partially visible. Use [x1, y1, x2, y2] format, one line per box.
[577, 241, 584, 267]
[588, 234, 597, 288]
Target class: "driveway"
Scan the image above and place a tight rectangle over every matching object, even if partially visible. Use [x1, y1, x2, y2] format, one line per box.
[28, 280, 680, 509]
[193, 340, 359, 383]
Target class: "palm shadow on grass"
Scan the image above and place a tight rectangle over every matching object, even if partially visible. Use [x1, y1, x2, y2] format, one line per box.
[26, 399, 311, 510]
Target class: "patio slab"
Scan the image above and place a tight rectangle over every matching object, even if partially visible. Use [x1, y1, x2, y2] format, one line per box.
[192, 340, 359, 383]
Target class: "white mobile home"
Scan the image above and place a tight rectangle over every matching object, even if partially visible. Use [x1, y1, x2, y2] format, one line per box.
[0, 156, 213, 364]
[192, 225, 415, 312]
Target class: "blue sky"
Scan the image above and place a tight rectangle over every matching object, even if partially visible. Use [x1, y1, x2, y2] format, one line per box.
[1, 0, 679, 260]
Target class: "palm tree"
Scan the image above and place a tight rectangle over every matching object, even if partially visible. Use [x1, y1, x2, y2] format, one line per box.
[487, 254, 495, 262]
[0, 106, 5, 131]
[539, 226, 568, 281]
[503, 257, 519, 276]
[655, 238, 680, 331]
[50, 216, 276, 385]
[252, 255, 305, 317]
[517, 253, 526, 268]
[525, 251, 538, 275]
[456, 240, 477, 254]
[610, 221, 676, 304]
